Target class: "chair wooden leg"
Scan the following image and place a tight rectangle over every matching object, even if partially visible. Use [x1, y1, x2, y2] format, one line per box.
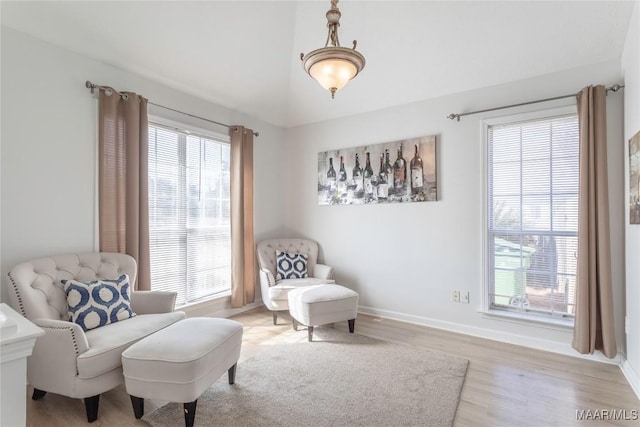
[84, 394, 100, 423]
[130, 395, 144, 419]
[348, 318, 355, 333]
[272, 312, 278, 325]
[228, 363, 237, 385]
[184, 400, 198, 427]
[308, 325, 314, 342]
[32, 389, 47, 400]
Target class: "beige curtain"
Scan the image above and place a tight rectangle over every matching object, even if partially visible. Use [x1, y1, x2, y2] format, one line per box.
[572, 85, 616, 358]
[230, 126, 255, 308]
[98, 90, 151, 291]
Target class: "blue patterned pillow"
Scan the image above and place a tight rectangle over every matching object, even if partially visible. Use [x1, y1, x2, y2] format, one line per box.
[62, 274, 135, 331]
[276, 250, 309, 280]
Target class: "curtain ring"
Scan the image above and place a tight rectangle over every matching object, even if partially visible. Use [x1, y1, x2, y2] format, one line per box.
[122, 93, 130, 101]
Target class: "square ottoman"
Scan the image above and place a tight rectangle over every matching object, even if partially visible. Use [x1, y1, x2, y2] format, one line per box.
[121, 317, 243, 427]
[288, 284, 359, 341]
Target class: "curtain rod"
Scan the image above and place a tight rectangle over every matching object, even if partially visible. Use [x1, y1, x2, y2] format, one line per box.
[446, 84, 624, 122]
[85, 81, 259, 137]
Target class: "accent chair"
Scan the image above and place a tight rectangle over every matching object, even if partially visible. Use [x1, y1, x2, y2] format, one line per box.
[256, 238, 334, 325]
[7, 252, 186, 422]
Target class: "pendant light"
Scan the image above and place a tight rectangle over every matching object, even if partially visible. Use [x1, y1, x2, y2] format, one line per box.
[300, 0, 365, 99]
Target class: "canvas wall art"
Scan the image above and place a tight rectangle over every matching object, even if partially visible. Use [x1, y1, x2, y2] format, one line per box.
[318, 135, 437, 205]
[630, 130, 640, 224]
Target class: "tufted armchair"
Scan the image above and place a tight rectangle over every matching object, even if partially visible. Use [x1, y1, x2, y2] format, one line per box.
[256, 238, 334, 325]
[7, 252, 186, 422]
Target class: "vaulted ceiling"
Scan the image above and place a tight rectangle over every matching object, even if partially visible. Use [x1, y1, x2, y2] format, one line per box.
[1, 1, 634, 127]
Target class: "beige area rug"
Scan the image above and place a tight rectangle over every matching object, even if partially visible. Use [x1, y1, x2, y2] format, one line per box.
[143, 328, 468, 427]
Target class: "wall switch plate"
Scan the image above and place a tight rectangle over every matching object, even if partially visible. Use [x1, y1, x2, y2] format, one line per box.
[461, 291, 470, 304]
[452, 290, 460, 303]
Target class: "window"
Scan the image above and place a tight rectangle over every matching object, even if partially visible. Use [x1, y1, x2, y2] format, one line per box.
[148, 121, 231, 306]
[486, 110, 578, 321]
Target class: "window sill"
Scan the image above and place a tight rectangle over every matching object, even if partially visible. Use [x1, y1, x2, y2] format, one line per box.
[479, 308, 574, 331]
[176, 290, 231, 311]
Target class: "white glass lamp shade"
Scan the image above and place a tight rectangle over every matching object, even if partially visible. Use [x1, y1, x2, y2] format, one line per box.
[309, 58, 357, 92]
[302, 46, 365, 97]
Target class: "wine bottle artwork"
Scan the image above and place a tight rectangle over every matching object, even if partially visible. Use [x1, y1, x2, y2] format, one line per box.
[352, 153, 364, 199]
[377, 153, 388, 201]
[363, 152, 375, 201]
[317, 135, 437, 205]
[393, 143, 407, 200]
[384, 149, 394, 197]
[326, 157, 336, 193]
[338, 155, 348, 195]
[410, 144, 424, 196]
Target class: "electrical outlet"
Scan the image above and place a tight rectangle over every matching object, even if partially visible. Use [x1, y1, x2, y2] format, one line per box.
[452, 290, 460, 303]
[461, 291, 470, 304]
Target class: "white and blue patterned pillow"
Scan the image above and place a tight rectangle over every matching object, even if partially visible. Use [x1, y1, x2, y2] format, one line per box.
[61, 274, 135, 331]
[276, 250, 309, 281]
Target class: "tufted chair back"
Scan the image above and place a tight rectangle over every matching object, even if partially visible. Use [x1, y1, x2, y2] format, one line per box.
[7, 252, 137, 321]
[256, 238, 319, 278]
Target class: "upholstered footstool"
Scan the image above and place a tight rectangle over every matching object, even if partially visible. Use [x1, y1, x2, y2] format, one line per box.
[288, 284, 359, 342]
[121, 317, 243, 427]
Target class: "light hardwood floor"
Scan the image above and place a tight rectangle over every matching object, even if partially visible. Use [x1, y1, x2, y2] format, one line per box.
[26, 307, 639, 427]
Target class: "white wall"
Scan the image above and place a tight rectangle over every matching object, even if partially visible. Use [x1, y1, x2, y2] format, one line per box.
[0, 28, 285, 303]
[1, 19, 634, 372]
[621, 0, 640, 396]
[283, 61, 626, 360]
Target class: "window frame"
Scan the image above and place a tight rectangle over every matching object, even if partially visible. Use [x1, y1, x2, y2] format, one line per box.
[481, 105, 578, 326]
[147, 115, 232, 307]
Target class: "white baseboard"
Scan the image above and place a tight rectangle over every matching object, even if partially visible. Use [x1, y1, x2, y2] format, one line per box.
[212, 300, 265, 318]
[179, 295, 264, 319]
[358, 305, 621, 365]
[620, 355, 640, 399]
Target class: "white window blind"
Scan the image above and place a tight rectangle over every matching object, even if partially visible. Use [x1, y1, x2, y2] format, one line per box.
[148, 123, 231, 306]
[487, 113, 579, 320]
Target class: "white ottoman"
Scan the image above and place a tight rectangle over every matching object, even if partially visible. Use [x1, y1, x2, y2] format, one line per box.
[121, 317, 243, 427]
[288, 284, 359, 342]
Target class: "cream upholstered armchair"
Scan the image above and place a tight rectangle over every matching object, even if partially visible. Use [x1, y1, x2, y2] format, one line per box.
[7, 252, 186, 423]
[256, 238, 334, 324]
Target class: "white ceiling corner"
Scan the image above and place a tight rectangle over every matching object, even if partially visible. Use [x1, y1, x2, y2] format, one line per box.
[1, 1, 634, 128]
